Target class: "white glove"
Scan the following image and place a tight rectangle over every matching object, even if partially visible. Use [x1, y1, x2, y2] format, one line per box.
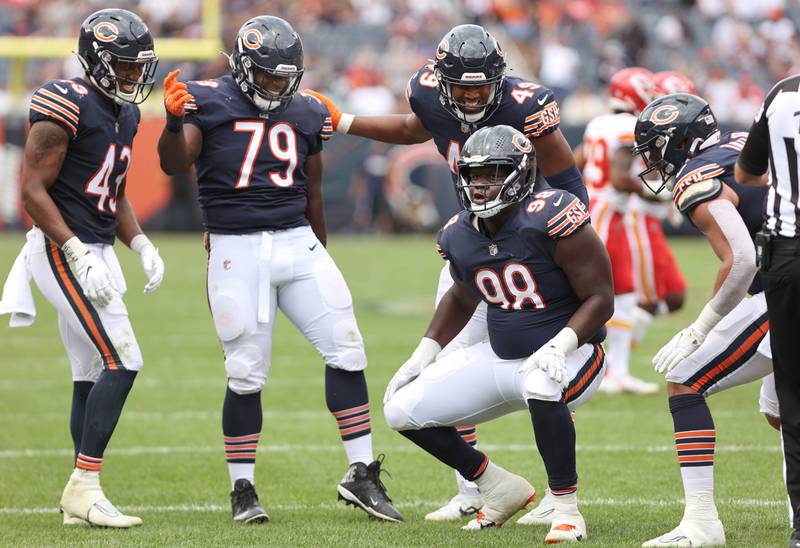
[518, 328, 579, 388]
[652, 303, 722, 374]
[131, 234, 164, 293]
[384, 337, 441, 404]
[62, 237, 118, 308]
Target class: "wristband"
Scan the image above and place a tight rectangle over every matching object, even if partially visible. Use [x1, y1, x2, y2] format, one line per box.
[165, 111, 184, 133]
[337, 113, 354, 134]
[130, 234, 154, 254]
[61, 236, 88, 264]
[413, 337, 442, 364]
[692, 302, 723, 336]
[548, 327, 579, 355]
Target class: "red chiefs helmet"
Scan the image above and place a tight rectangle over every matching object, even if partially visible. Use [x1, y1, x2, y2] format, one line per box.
[654, 70, 698, 95]
[609, 67, 658, 115]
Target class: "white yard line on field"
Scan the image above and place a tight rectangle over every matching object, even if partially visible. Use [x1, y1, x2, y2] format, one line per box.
[0, 443, 781, 459]
[0, 497, 785, 517]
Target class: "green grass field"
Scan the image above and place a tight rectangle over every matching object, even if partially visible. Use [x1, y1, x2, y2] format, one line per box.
[0, 234, 788, 547]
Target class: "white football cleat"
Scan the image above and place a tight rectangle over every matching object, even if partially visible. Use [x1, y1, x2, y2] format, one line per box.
[600, 374, 658, 395]
[517, 488, 555, 525]
[540, 493, 586, 543]
[462, 462, 535, 530]
[59, 469, 142, 528]
[61, 509, 89, 526]
[425, 493, 483, 521]
[642, 519, 726, 547]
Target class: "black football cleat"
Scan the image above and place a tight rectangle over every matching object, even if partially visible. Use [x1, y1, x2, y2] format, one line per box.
[337, 454, 404, 522]
[230, 479, 269, 524]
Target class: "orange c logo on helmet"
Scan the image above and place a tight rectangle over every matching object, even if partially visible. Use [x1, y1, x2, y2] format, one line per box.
[435, 39, 449, 60]
[93, 22, 119, 43]
[512, 133, 532, 153]
[650, 104, 680, 126]
[243, 29, 264, 50]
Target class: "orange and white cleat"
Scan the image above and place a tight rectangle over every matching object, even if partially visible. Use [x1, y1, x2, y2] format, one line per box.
[544, 494, 586, 543]
[461, 461, 535, 530]
[59, 469, 142, 528]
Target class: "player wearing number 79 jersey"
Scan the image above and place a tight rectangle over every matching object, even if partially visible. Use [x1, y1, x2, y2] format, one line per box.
[157, 15, 402, 525]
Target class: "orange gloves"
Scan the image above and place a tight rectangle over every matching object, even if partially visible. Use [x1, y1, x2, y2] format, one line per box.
[302, 89, 343, 130]
[164, 69, 194, 117]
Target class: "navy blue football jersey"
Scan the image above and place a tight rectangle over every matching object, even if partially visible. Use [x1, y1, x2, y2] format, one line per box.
[407, 64, 560, 174]
[437, 189, 603, 360]
[673, 131, 767, 294]
[29, 77, 140, 245]
[184, 76, 333, 234]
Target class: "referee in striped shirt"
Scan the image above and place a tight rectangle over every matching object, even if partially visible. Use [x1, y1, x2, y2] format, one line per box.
[736, 74, 800, 547]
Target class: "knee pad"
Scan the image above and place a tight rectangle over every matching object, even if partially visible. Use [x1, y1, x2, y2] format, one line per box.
[328, 319, 367, 371]
[225, 344, 265, 395]
[523, 369, 563, 402]
[383, 401, 412, 431]
[209, 278, 255, 342]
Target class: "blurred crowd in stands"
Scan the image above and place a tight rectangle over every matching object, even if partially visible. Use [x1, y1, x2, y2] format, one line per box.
[1, 0, 798, 126]
[0, 0, 798, 233]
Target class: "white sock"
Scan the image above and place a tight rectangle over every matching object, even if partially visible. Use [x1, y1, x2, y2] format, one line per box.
[228, 463, 255, 490]
[606, 293, 636, 378]
[553, 491, 579, 514]
[684, 490, 718, 521]
[342, 433, 373, 465]
[455, 470, 481, 497]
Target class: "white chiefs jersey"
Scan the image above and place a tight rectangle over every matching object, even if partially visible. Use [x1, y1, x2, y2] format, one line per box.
[581, 112, 637, 211]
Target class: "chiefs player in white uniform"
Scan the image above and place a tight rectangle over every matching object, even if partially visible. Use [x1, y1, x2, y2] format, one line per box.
[576, 67, 659, 395]
[625, 71, 691, 354]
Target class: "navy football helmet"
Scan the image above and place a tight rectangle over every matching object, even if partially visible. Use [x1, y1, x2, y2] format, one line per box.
[633, 93, 721, 194]
[229, 16, 304, 112]
[434, 24, 506, 126]
[456, 125, 537, 218]
[77, 9, 158, 105]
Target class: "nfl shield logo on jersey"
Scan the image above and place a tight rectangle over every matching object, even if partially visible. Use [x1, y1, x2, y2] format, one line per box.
[488, 243, 498, 256]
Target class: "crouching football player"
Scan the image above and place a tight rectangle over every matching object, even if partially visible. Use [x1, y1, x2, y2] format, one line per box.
[383, 125, 613, 542]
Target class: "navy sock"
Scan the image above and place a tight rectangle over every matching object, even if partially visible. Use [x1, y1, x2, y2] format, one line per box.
[77, 369, 137, 471]
[669, 392, 715, 492]
[222, 388, 262, 464]
[400, 427, 487, 480]
[528, 399, 578, 494]
[325, 366, 371, 441]
[70, 381, 94, 464]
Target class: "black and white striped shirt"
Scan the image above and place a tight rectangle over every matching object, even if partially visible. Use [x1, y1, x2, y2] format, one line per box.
[739, 74, 800, 238]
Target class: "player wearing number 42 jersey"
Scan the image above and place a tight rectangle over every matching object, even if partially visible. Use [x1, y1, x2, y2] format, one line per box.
[157, 15, 401, 524]
[2, 9, 164, 528]
[304, 23, 588, 524]
[383, 125, 612, 543]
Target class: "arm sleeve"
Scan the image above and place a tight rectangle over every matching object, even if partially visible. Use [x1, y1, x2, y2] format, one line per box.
[737, 115, 770, 176]
[29, 83, 82, 140]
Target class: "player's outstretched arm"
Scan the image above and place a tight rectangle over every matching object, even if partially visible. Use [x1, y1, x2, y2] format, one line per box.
[21, 121, 72, 245]
[302, 89, 432, 145]
[157, 69, 202, 174]
[653, 186, 755, 373]
[304, 153, 327, 247]
[554, 225, 614, 344]
[534, 130, 589, 205]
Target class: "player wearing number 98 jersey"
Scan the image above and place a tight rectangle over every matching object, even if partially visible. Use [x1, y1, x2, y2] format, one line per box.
[12, 8, 163, 528]
[303, 23, 589, 521]
[382, 125, 613, 542]
[157, 15, 402, 525]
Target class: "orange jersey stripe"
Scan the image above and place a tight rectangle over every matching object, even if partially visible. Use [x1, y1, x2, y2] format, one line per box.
[690, 320, 769, 392]
[49, 243, 118, 369]
[562, 345, 604, 402]
[36, 88, 80, 113]
[30, 104, 77, 136]
[31, 95, 79, 124]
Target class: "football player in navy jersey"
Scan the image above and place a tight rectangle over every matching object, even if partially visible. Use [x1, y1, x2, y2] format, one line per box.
[156, 16, 402, 524]
[305, 22, 589, 522]
[383, 125, 612, 542]
[16, 9, 162, 527]
[633, 94, 771, 547]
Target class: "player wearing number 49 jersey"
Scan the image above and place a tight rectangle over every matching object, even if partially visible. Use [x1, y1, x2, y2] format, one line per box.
[303, 23, 588, 523]
[157, 15, 401, 525]
[383, 125, 612, 543]
[4, 9, 164, 528]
